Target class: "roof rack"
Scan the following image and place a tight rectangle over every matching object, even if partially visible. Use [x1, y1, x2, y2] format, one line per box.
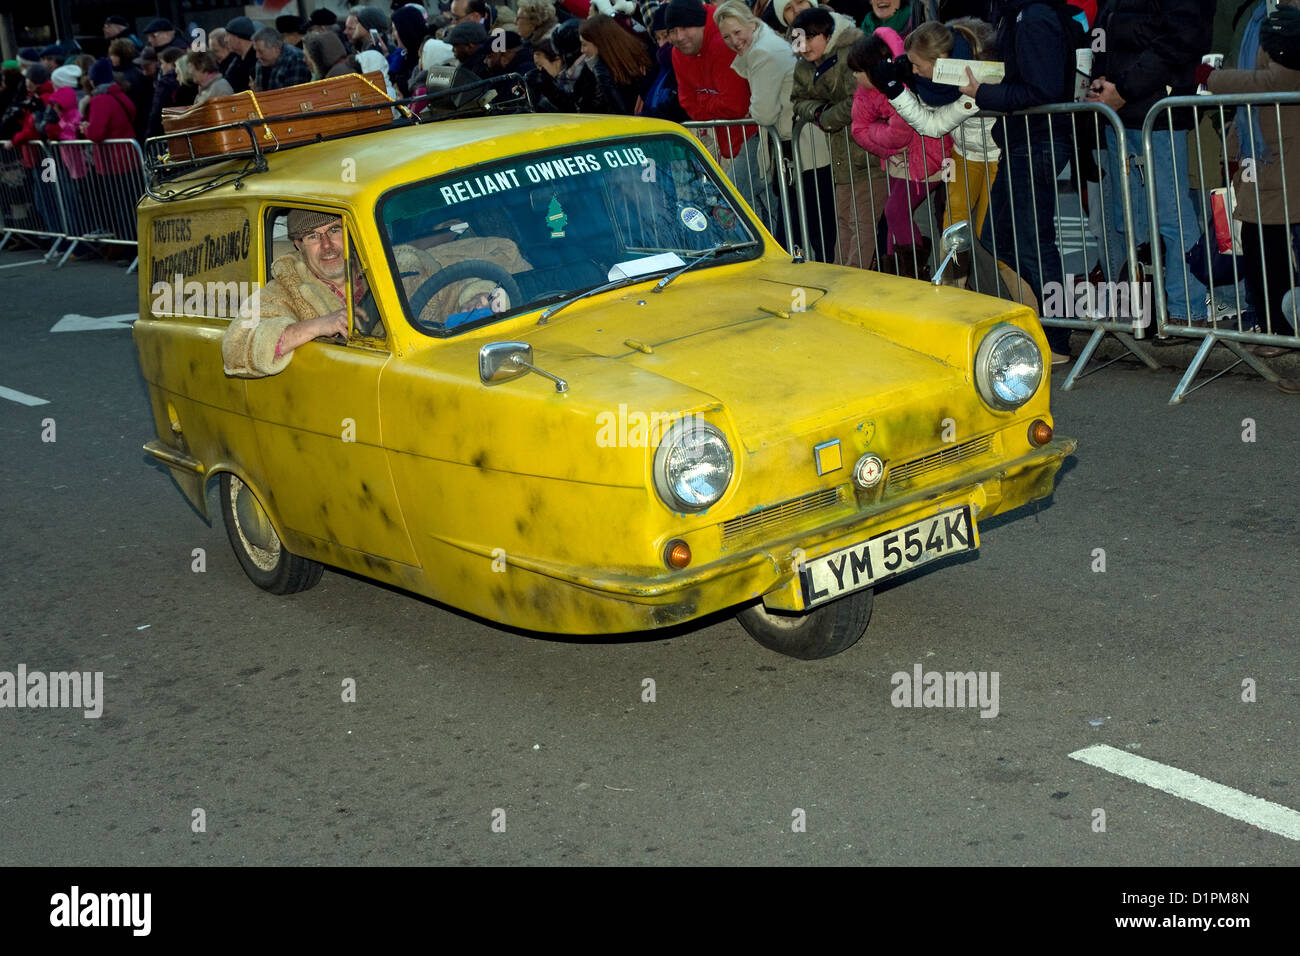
[143, 73, 534, 203]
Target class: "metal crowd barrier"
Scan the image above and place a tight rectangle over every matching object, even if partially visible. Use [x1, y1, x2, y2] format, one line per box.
[788, 119, 888, 272]
[683, 118, 795, 253]
[782, 101, 1153, 390]
[981, 102, 1157, 390]
[0, 140, 67, 258]
[0, 138, 145, 272]
[46, 139, 146, 271]
[1143, 91, 1300, 403]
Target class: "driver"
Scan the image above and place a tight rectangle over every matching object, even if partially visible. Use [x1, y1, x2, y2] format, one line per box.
[222, 210, 381, 378]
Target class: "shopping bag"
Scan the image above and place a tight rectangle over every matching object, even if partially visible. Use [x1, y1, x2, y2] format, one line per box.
[1210, 185, 1242, 255]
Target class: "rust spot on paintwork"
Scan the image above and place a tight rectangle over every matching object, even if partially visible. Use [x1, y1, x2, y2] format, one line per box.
[360, 480, 372, 497]
[652, 595, 698, 626]
[471, 450, 489, 470]
[360, 553, 390, 573]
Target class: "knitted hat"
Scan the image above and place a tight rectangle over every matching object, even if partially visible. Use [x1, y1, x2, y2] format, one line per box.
[26, 64, 50, 85]
[225, 16, 257, 40]
[354, 6, 392, 33]
[133, 46, 159, 65]
[104, 15, 130, 28]
[772, 0, 818, 24]
[40, 45, 63, 59]
[287, 209, 341, 239]
[276, 15, 308, 34]
[88, 58, 115, 85]
[447, 22, 488, 44]
[51, 64, 82, 88]
[144, 18, 175, 34]
[392, 5, 428, 53]
[19, 48, 41, 65]
[552, 18, 581, 58]
[310, 9, 338, 26]
[665, 0, 707, 29]
[2, 60, 19, 70]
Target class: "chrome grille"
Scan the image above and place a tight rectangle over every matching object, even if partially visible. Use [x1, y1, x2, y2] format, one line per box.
[887, 435, 994, 491]
[720, 487, 845, 546]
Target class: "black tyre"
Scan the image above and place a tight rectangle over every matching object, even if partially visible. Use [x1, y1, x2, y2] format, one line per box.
[219, 473, 323, 594]
[736, 590, 874, 660]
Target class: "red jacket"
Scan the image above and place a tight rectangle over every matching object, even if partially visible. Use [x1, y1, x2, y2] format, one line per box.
[85, 84, 138, 175]
[671, 6, 754, 158]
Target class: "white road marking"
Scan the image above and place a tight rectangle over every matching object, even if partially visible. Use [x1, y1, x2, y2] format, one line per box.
[0, 385, 50, 406]
[1070, 743, 1300, 842]
[51, 312, 136, 333]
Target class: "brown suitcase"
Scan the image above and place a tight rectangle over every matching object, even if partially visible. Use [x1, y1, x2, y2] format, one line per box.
[160, 72, 395, 162]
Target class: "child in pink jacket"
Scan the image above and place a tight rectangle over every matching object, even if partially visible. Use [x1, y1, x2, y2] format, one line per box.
[847, 27, 950, 277]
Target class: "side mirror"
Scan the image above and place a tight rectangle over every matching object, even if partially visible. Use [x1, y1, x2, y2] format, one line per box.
[932, 220, 971, 287]
[479, 341, 568, 393]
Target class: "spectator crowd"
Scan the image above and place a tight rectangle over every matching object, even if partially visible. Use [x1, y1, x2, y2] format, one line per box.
[1, 0, 1298, 369]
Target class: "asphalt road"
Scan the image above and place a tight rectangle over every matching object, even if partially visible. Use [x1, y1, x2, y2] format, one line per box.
[1, 248, 1297, 867]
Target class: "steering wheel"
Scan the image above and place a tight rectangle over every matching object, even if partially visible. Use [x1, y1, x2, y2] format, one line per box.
[408, 259, 523, 325]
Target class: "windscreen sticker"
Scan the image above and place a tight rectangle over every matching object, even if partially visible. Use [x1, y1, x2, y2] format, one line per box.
[680, 206, 708, 232]
[711, 206, 737, 231]
[435, 147, 651, 207]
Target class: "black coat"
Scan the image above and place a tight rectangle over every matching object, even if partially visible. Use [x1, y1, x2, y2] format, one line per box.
[123, 66, 154, 141]
[973, 0, 1073, 148]
[576, 56, 644, 115]
[221, 49, 257, 94]
[1093, 0, 1215, 130]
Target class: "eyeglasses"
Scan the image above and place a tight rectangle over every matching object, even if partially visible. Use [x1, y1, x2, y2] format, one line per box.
[297, 223, 344, 245]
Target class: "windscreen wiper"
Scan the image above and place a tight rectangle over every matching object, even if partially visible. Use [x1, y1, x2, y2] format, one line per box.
[652, 241, 760, 293]
[538, 272, 670, 323]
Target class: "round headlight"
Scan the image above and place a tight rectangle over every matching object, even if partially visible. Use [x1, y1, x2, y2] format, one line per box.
[975, 325, 1043, 410]
[653, 419, 733, 513]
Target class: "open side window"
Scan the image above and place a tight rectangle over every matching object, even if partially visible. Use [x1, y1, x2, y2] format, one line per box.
[263, 205, 388, 348]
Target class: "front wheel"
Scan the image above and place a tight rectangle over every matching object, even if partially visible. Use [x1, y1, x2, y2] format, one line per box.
[736, 590, 873, 660]
[219, 473, 323, 594]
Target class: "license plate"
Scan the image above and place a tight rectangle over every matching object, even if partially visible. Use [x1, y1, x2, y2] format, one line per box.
[799, 506, 977, 608]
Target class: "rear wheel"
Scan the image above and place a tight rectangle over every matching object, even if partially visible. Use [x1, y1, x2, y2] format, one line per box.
[219, 473, 323, 594]
[736, 590, 873, 660]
